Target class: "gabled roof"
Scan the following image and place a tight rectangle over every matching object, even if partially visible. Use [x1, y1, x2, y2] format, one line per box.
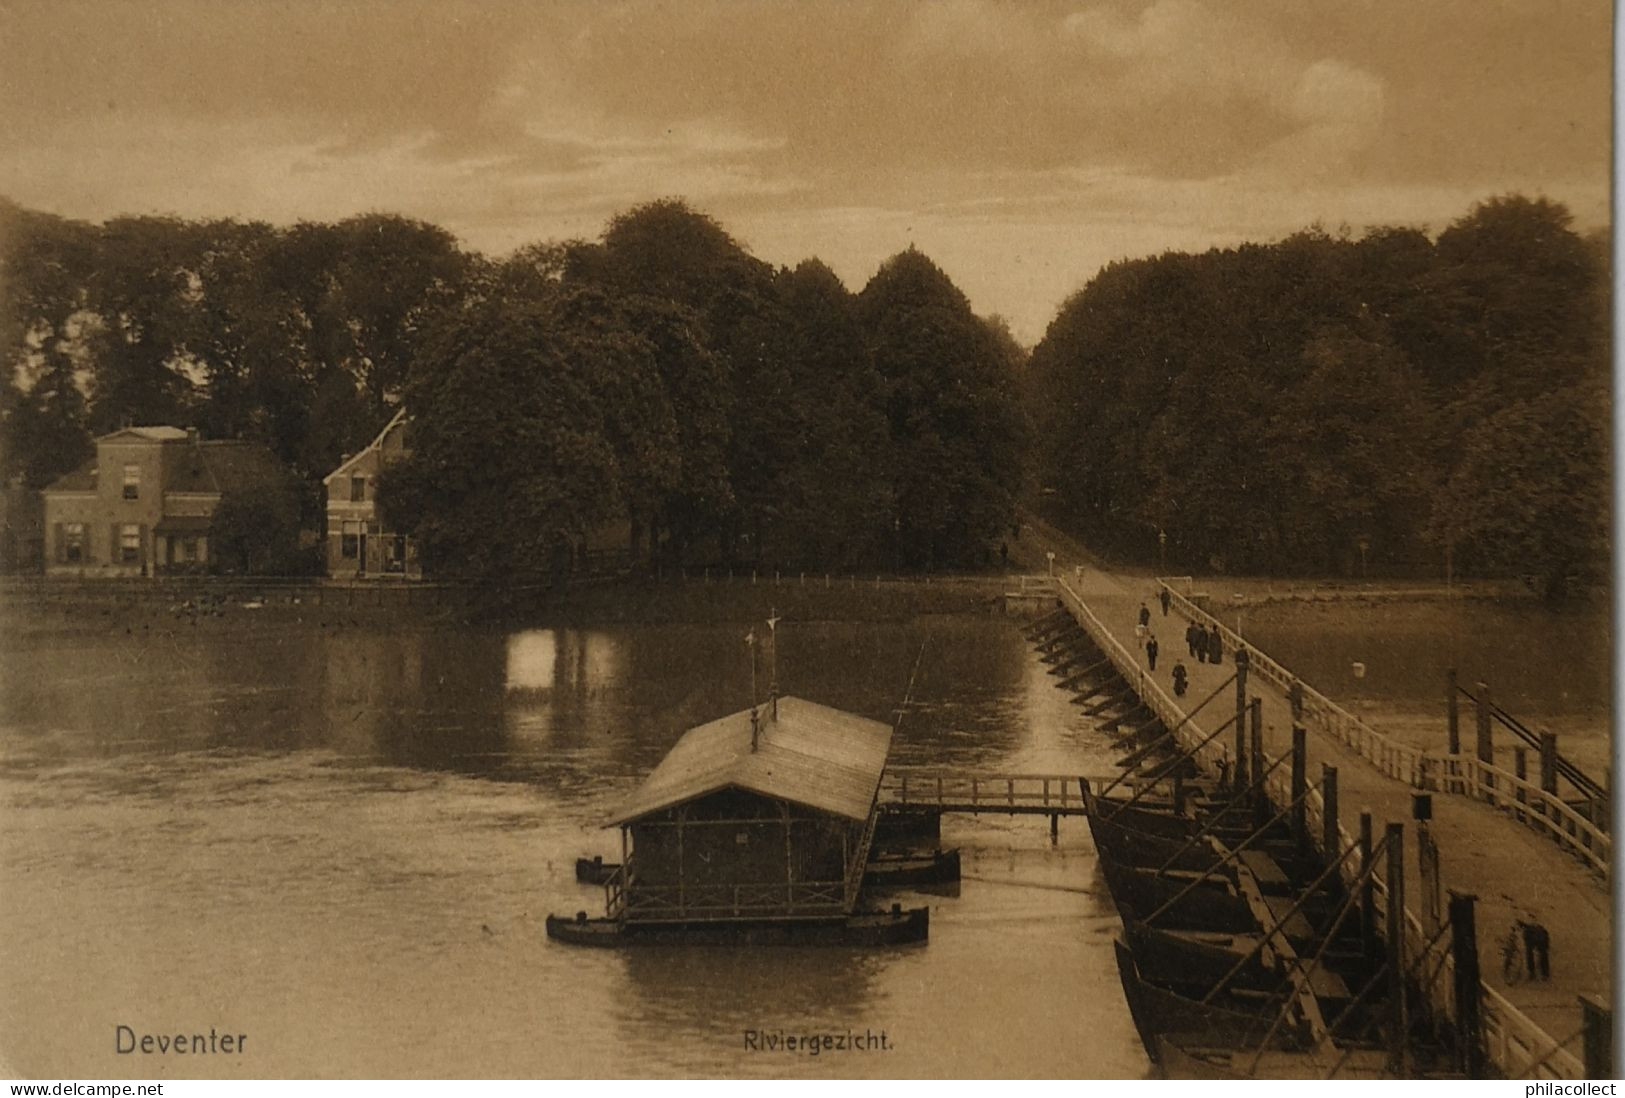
[324, 408, 409, 484]
[100, 426, 189, 442]
[607, 696, 893, 826]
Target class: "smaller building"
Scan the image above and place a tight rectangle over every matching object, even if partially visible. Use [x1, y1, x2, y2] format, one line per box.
[322, 409, 420, 580]
[41, 427, 285, 577]
[604, 696, 893, 923]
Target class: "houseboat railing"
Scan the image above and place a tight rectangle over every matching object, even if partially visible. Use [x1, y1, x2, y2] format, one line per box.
[604, 864, 627, 920]
[621, 881, 849, 922]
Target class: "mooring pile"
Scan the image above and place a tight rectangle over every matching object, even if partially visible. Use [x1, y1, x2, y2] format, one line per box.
[1023, 608, 1478, 1079]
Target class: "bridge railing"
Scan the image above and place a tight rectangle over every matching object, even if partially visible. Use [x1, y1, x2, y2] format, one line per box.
[1156, 579, 1610, 877]
[1257, 735, 1585, 1079]
[880, 770, 1095, 811]
[1058, 574, 1584, 1080]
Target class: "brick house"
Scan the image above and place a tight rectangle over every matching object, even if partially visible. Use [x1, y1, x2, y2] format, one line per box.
[322, 409, 421, 580]
[42, 426, 285, 576]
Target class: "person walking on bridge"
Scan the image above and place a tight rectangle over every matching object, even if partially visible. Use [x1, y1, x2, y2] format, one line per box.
[1194, 623, 1209, 663]
[1138, 602, 1151, 628]
[1207, 624, 1223, 665]
[1159, 588, 1171, 617]
[1146, 632, 1159, 672]
[1185, 621, 1199, 658]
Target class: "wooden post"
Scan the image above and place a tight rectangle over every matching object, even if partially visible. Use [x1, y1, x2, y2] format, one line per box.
[1359, 812, 1376, 960]
[1474, 680, 1493, 798]
[1539, 731, 1559, 799]
[1385, 822, 1407, 1076]
[1249, 698, 1266, 828]
[1321, 765, 1339, 861]
[1448, 891, 1484, 1078]
[1290, 726, 1308, 852]
[1581, 993, 1614, 1080]
[1513, 748, 1528, 822]
[1445, 668, 1459, 755]
[1049, 812, 1059, 845]
[1234, 648, 1250, 791]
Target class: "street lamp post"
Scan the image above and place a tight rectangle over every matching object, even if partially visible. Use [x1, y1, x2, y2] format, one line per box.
[1045, 551, 1055, 577]
[1158, 528, 1167, 573]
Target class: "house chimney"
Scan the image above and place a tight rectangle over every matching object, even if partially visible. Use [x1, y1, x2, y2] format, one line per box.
[185, 427, 200, 444]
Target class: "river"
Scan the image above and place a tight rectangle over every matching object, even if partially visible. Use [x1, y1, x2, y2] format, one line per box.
[0, 610, 1144, 1079]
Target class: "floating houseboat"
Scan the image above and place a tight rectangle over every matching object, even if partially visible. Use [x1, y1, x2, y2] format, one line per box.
[548, 695, 928, 946]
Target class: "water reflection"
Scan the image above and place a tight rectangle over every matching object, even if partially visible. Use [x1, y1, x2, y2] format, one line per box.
[0, 610, 1151, 1077]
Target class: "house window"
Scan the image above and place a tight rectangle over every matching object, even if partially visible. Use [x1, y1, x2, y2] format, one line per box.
[120, 524, 140, 563]
[341, 520, 360, 559]
[64, 523, 85, 563]
[350, 476, 366, 503]
[181, 537, 198, 563]
[122, 465, 140, 500]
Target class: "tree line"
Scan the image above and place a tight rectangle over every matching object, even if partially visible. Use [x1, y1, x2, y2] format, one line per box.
[1, 197, 1026, 578]
[1023, 195, 1609, 601]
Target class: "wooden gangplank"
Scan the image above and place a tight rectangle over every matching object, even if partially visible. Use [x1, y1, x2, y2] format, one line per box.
[879, 770, 1106, 816]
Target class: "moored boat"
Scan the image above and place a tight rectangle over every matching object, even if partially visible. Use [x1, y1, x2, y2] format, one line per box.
[863, 848, 962, 888]
[1113, 940, 1306, 1059]
[1099, 857, 1257, 934]
[575, 856, 616, 885]
[1120, 915, 1281, 992]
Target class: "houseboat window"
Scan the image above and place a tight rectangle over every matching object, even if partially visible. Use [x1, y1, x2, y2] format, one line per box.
[64, 523, 85, 563]
[349, 476, 366, 502]
[120, 524, 140, 563]
[181, 537, 198, 562]
[122, 464, 140, 500]
[341, 520, 360, 559]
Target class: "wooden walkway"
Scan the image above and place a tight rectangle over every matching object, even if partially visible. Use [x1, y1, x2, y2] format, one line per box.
[879, 770, 1099, 816]
[1012, 516, 1611, 1080]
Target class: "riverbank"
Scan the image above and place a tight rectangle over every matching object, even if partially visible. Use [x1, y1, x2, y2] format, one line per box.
[0, 570, 1037, 633]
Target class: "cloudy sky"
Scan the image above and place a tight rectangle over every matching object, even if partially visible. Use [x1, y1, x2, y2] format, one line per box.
[1, 0, 1611, 341]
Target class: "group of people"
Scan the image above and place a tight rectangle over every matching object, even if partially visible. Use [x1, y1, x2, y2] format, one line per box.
[1185, 618, 1223, 665]
[1137, 593, 1225, 698]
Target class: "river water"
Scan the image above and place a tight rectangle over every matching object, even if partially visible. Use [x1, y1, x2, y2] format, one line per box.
[0, 611, 1145, 1079]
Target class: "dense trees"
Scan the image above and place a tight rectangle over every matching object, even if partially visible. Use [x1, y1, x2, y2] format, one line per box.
[1, 202, 470, 489]
[8, 189, 1600, 594]
[3, 196, 1024, 578]
[1025, 194, 1609, 599]
[384, 203, 1025, 578]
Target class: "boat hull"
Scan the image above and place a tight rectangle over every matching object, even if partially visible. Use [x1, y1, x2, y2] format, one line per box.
[1099, 857, 1257, 934]
[864, 848, 962, 888]
[545, 906, 930, 947]
[1114, 940, 1302, 1060]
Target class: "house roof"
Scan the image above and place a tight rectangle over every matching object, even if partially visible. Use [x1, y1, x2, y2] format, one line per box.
[41, 437, 284, 497]
[44, 459, 97, 493]
[607, 696, 894, 826]
[324, 407, 409, 484]
[101, 426, 189, 442]
[166, 440, 283, 495]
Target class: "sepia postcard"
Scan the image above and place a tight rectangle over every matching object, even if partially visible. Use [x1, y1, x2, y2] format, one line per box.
[0, 0, 1613, 1083]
